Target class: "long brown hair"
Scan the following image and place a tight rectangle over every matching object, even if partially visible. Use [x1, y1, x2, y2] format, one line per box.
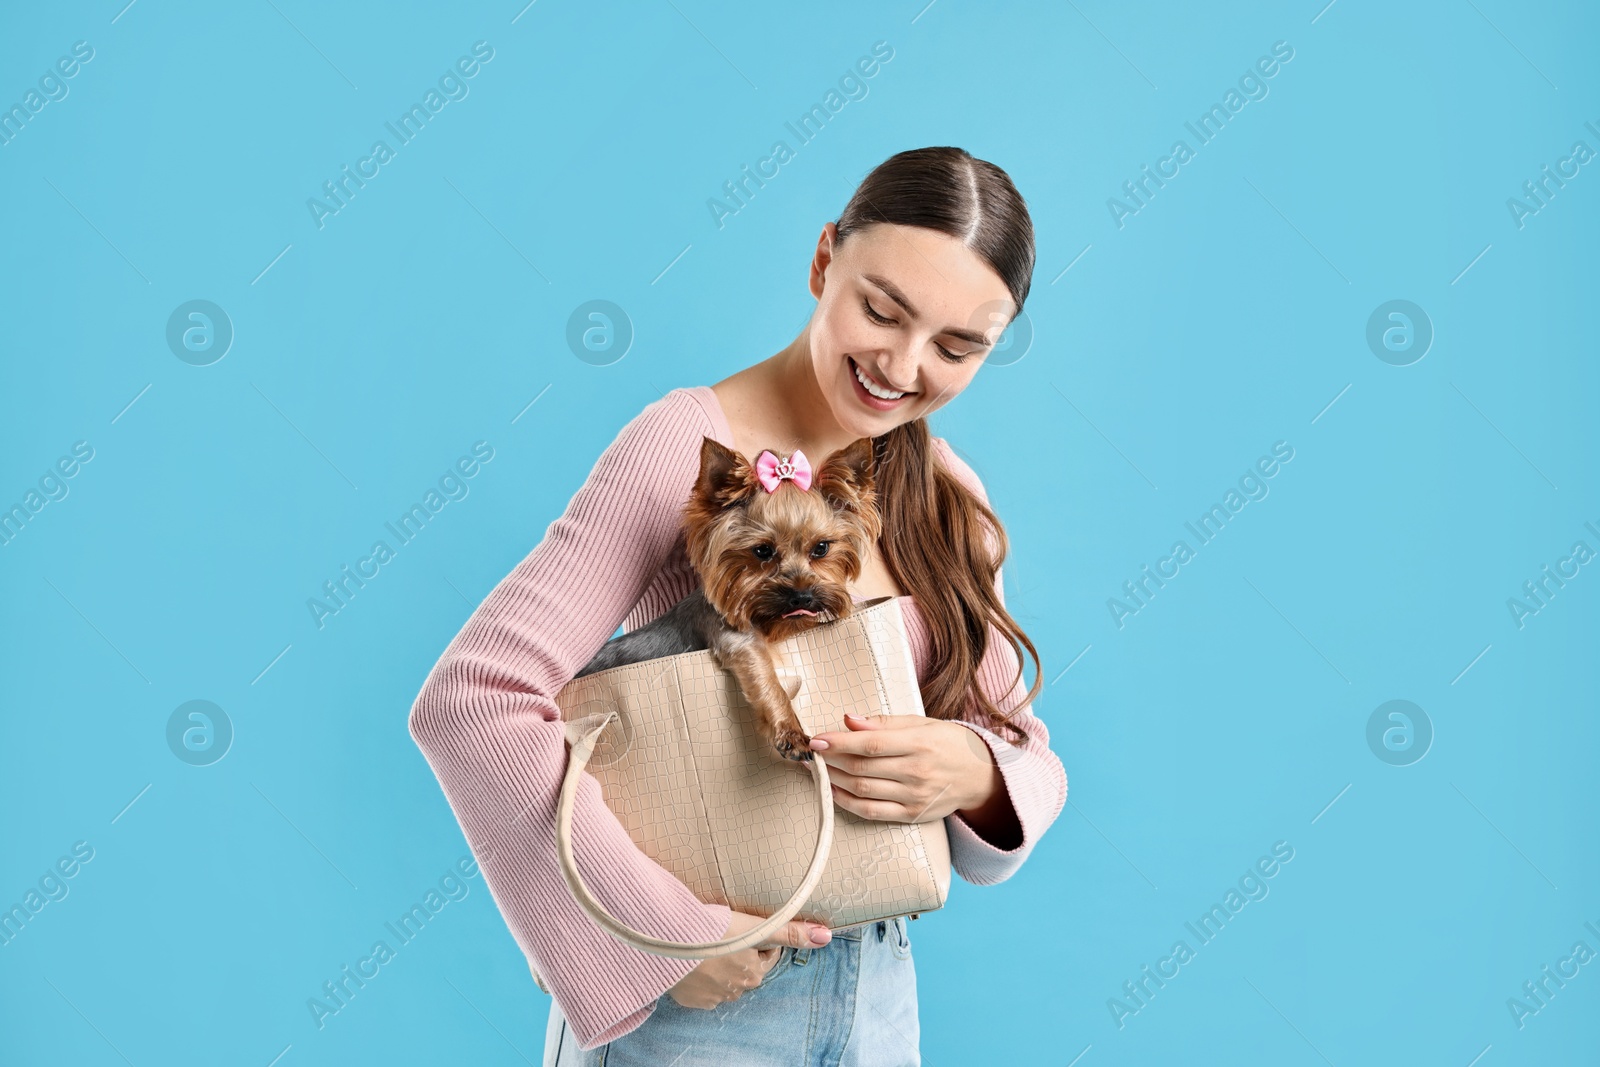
[833, 146, 1041, 746]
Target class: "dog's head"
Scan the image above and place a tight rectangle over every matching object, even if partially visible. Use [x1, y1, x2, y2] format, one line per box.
[682, 436, 882, 638]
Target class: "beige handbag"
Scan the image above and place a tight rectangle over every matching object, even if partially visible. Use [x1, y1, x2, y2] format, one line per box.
[549, 594, 951, 967]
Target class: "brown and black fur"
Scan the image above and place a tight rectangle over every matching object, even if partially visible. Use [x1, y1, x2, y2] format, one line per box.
[574, 436, 882, 762]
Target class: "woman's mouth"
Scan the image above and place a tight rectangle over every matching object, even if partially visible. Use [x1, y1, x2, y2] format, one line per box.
[848, 357, 913, 412]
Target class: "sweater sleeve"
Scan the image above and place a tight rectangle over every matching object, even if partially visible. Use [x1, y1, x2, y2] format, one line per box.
[932, 437, 1070, 886]
[407, 389, 732, 1052]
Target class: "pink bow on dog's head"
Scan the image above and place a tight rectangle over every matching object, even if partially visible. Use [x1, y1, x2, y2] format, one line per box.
[755, 449, 811, 492]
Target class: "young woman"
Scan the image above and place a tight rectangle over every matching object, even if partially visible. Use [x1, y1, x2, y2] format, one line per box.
[409, 146, 1068, 1065]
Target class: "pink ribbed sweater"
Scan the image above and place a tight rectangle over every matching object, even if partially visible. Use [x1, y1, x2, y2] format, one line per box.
[408, 385, 1067, 1050]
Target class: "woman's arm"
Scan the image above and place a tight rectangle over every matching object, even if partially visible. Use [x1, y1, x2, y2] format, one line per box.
[933, 437, 1070, 886]
[407, 390, 731, 1051]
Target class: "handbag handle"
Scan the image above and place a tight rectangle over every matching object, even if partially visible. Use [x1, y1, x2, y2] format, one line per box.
[555, 709, 836, 959]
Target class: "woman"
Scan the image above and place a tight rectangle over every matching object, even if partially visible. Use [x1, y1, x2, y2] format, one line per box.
[408, 146, 1068, 1065]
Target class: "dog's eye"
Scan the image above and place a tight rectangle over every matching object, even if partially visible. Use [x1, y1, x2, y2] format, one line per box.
[752, 544, 776, 562]
[810, 541, 831, 559]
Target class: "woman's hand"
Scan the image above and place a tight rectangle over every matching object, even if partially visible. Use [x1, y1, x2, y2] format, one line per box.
[807, 712, 1009, 829]
[666, 910, 832, 1010]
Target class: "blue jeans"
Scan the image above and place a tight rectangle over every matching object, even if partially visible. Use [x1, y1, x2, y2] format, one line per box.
[543, 916, 920, 1065]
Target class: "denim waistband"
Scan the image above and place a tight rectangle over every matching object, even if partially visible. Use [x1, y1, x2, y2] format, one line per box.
[823, 918, 892, 942]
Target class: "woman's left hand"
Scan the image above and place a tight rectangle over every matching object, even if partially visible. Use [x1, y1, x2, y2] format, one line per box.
[806, 712, 1000, 823]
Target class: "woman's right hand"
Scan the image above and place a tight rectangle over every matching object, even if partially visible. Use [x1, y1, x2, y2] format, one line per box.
[665, 910, 832, 1009]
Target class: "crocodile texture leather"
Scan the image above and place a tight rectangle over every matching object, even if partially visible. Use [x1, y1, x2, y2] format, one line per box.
[553, 596, 951, 959]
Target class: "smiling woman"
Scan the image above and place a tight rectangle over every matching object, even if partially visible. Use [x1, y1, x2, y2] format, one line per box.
[408, 146, 1068, 1064]
[713, 147, 1043, 735]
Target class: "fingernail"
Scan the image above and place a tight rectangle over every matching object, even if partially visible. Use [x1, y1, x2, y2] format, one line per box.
[809, 927, 831, 945]
[809, 737, 829, 750]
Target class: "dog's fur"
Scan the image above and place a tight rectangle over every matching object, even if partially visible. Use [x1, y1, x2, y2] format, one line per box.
[574, 436, 882, 761]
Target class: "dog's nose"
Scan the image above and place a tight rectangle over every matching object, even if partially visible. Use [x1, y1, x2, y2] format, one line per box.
[786, 587, 817, 609]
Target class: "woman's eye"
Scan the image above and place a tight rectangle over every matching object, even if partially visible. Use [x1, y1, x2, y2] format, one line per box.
[810, 541, 831, 559]
[865, 295, 970, 362]
[862, 297, 892, 324]
[752, 544, 775, 561]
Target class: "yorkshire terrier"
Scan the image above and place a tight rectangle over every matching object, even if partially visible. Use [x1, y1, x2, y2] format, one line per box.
[573, 436, 882, 762]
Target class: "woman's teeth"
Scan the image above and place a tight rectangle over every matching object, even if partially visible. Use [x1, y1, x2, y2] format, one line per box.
[854, 361, 906, 400]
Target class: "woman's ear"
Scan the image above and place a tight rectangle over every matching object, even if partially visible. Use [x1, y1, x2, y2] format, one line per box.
[809, 222, 840, 301]
[693, 436, 758, 510]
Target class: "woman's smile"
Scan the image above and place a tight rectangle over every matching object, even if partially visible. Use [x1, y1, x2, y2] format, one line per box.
[847, 355, 915, 412]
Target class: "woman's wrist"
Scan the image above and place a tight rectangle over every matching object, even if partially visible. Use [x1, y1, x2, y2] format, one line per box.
[954, 750, 1023, 850]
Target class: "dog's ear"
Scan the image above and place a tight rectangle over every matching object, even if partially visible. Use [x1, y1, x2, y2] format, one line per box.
[693, 436, 758, 509]
[812, 438, 880, 535]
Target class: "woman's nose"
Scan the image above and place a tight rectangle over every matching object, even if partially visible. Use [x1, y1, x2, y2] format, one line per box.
[878, 351, 918, 392]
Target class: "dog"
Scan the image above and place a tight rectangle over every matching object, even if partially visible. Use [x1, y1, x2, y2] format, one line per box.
[573, 435, 882, 762]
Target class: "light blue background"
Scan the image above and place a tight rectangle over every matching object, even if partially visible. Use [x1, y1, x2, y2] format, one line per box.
[2, 1, 1597, 1063]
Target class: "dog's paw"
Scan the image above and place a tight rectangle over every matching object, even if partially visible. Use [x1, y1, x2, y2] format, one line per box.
[773, 727, 814, 762]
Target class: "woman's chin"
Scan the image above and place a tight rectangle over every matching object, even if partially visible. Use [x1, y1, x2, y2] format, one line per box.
[832, 390, 899, 435]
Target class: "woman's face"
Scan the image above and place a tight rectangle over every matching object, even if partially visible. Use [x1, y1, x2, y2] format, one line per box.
[806, 221, 1017, 439]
